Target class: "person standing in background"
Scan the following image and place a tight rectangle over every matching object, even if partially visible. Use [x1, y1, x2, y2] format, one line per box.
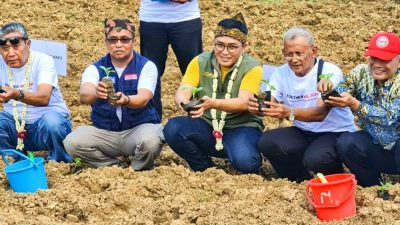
[139, 0, 203, 119]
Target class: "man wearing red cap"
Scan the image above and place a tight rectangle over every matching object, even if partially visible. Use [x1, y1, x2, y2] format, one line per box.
[319, 32, 400, 187]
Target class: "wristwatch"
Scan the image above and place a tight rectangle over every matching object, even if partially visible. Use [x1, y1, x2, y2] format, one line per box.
[16, 90, 25, 101]
[289, 107, 295, 121]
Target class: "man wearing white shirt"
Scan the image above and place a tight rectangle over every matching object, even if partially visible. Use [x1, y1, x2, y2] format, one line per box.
[0, 22, 72, 162]
[139, 0, 203, 119]
[63, 19, 163, 171]
[249, 27, 356, 182]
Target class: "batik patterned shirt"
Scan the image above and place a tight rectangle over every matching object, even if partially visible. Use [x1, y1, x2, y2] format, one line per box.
[336, 64, 400, 150]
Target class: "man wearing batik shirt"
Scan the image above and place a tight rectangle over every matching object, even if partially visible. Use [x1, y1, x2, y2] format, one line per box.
[320, 32, 400, 187]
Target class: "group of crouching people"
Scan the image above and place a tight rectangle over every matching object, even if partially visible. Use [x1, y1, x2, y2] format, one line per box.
[0, 14, 399, 188]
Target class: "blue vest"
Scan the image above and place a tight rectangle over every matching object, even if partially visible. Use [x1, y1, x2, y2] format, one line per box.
[91, 51, 160, 131]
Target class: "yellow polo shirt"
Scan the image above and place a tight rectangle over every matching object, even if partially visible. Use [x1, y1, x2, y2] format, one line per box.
[182, 56, 262, 94]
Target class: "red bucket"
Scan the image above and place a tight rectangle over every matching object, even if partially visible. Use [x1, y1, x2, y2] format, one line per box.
[306, 173, 357, 222]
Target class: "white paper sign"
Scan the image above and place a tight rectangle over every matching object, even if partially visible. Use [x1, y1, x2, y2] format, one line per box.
[30, 39, 67, 76]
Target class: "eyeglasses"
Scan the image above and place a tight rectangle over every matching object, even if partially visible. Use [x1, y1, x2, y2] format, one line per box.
[284, 47, 313, 61]
[106, 37, 133, 44]
[214, 43, 242, 53]
[0, 37, 28, 47]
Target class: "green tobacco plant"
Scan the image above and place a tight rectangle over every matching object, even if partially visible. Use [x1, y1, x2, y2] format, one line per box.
[378, 181, 392, 194]
[261, 79, 276, 91]
[319, 73, 334, 91]
[99, 66, 116, 78]
[181, 86, 204, 100]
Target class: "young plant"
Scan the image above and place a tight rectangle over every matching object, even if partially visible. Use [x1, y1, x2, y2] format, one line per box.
[377, 181, 392, 200]
[256, 79, 275, 111]
[261, 79, 276, 91]
[99, 66, 116, 78]
[179, 86, 204, 114]
[99, 66, 119, 100]
[180, 85, 204, 100]
[319, 73, 343, 100]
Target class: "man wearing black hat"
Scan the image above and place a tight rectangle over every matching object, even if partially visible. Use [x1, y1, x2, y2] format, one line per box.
[163, 13, 264, 174]
[63, 19, 164, 171]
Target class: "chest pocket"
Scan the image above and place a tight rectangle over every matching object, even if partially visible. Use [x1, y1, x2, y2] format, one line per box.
[123, 79, 138, 96]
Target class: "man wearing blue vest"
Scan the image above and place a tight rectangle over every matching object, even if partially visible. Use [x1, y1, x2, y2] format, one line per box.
[63, 19, 163, 171]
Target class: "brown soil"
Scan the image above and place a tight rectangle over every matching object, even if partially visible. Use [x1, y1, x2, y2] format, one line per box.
[1, 0, 400, 224]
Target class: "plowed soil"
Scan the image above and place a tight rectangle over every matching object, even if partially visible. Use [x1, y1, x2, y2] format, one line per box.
[0, 0, 400, 224]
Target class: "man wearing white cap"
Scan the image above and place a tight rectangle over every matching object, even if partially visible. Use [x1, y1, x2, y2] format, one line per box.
[319, 32, 400, 187]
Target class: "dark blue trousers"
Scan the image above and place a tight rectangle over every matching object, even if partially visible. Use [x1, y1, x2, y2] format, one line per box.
[139, 18, 203, 119]
[163, 116, 262, 174]
[336, 131, 400, 187]
[258, 126, 344, 182]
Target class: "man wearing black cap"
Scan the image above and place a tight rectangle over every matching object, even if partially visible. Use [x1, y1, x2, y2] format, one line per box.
[319, 32, 400, 187]
[63, 19, 164, 171]
[163, 13, 264, 174]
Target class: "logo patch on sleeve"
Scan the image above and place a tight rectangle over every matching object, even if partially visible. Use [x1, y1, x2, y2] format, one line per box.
[125, 74, 137, 80]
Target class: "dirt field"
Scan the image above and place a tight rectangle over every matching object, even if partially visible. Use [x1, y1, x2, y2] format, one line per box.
[0, 0, 400, 224]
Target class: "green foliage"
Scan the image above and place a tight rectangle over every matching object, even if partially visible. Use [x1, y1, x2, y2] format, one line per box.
[378, 181, 392, 193]
[99, 66, 116, 78]
[318, 73, 334, 80]
[74, 157, 82, 167]
[261, 79, 276, 91]
[180, 86, 204, 100]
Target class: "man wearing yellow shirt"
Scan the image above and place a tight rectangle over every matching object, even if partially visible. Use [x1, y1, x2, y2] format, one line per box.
[163, 13, 264, 173]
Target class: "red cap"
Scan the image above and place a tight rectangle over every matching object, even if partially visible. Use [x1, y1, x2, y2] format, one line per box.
[364, 32, 400, 60]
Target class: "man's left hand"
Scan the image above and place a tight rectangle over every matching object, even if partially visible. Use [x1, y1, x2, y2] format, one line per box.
[262, 101, 290, 119]
[109, 92, 130, 106]
[324, 92, 359, 111]
[0, 86, 19, 103]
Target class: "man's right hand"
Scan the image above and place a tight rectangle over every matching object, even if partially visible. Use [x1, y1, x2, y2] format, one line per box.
[317, 79, 334, 93]
[248, 95, 265, 116]
[96, 81, 108, 100]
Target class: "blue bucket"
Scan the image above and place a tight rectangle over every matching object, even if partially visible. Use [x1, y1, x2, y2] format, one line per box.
[2, 149, 48, 193]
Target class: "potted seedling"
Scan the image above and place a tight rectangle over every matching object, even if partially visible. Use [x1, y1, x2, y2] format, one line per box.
[70, 157, 82, 175]
[319, 73, 342, 101]
[99, 66, 120, 101]
[255, 79, 275, 112]
[377, 181, 392, 200]
[180, 86, 204, 114]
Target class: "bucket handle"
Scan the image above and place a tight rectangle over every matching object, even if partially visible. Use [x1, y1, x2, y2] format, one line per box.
[306, 179, 357, 209]
[1, 149, 39, 168]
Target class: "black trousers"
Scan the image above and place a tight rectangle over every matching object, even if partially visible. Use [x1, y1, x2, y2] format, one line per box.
[337, 131, 400, 187]
[258, 126, 344, 182]
[139, 18, 203, 119]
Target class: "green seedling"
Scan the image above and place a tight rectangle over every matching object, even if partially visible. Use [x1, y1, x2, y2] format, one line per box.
[99, 66, 116, 78]
[99, 66, 119, 100]
[377, 181, 392, 200]
[181, 86, 204, 100]
[378, 181, 392, 193]
[74, 157, 82, 167]
[255, 79, 275, 111]
[261, 79, 276, 91]
[180, 86, 204, 114]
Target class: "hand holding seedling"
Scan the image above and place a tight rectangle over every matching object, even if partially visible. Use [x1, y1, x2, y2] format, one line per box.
[187, 95, 216, 118]
[96, 81, 110, 100]
[323, 92, 360, 111]
[0, 86, 18, 104]
[262, 101, 291, 119]
[317, 74, 334, 93]
[248, 95, 264, 116]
